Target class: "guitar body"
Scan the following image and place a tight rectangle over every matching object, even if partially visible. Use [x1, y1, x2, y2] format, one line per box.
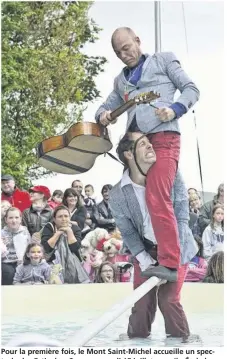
[37, 122, 112, 174]
[37, 91, 160, 174]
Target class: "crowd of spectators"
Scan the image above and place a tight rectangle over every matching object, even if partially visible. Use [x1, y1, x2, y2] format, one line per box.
[1, 174, 224, 285]
[186, 183, 224, 283]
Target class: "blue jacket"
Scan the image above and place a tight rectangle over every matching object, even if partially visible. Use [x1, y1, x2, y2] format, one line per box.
[95, 52, 200, 134]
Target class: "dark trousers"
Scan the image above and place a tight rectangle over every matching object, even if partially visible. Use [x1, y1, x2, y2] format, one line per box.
[1, 262, 17, 285]
[127, 249, 189, 339]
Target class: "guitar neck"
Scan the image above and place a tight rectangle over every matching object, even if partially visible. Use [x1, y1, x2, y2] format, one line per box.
[110, 100, 135, 120]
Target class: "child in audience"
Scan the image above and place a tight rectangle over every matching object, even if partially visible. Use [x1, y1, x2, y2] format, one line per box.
[84, 184, 97, 233]
[202, 204, 224, 261]
[94, 261, 118, 283]
[13, 242, 51, 285]
[48, 190, 63, 209]
[84, 184, 96, 202]
[185, 235, 207, 282]
[203, 251, 224, 283]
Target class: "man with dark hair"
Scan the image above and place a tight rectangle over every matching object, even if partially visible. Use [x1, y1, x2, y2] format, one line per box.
[95, 27, 200, 280]
[109, 131, 198, 340]
[1, 174, 31, 212]
[93, 184, 116, 233]
[71, 179, 83, 196]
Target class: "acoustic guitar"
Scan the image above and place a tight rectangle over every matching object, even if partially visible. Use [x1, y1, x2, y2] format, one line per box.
[37, 91, 160, 175]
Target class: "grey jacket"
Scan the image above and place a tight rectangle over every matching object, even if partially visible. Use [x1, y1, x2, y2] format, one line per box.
[13, 259, 51, 284]
[95, 52, 200, 134]
[93, 200, 116, 232]
[109, 170, 198, 265]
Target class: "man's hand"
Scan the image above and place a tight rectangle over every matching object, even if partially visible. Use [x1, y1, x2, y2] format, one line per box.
[155, 107, 175, 122]
[99, 111, 117, 126]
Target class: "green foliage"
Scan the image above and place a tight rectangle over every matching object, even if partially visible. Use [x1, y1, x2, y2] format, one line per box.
[1, 1, 106, 189]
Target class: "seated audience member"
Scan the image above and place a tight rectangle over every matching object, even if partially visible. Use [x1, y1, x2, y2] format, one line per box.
[62, 188, 87, 231]
[1, 174, 31, 212]
[94, 261, 118, 283]
[198, 183, 224, 235]
[93, 184, 116, 233]
[1, 207, 31, 285]
[41, 205, 89, 283]
[84, 184, 97, 231]
[22, 186, 53, 237]
[189, 193, 202, 214]
[13, 243, 51, 285]
[203, 251, 224, 283]
[202, 204, 224, 262]
[71, 179, 84, 201]
[84, 184, 96, 204]
[188, 188, 199, 198]
[185, 235, 207, 282]
[1, 200, 11, 228]
[48, 190, 63, 209]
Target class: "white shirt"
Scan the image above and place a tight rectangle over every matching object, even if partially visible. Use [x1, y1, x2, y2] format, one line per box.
[121, 170, 157, 270]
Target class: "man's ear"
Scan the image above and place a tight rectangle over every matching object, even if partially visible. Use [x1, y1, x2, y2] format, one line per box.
[135, 36, 141, 45]
[123, 150, 133, 161]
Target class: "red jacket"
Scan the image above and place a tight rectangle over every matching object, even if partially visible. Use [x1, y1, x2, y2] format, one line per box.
[1, 188, 31, 212]
[47, 200, 60, 209]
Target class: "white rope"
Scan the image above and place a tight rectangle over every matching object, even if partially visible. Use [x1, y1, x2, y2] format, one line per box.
[182, 2, 189, 55]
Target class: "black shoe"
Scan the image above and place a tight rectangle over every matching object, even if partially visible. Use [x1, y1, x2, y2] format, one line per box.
[141, 265, 177, 282]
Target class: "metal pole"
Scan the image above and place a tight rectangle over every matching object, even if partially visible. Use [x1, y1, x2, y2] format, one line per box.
[154, 1, 162, 52]
[65, 276, 163, 346]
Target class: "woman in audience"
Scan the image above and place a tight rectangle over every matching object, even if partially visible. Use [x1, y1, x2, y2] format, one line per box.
[41, 205, 89, 283]
[185, 235, 207, 282]
[202, 204, 224, 261]
[1, 207, 31, 285]
[48, 190, 64, 209]
[13, 242, 51, 285]
[95, 261, 118, 283]
[22, 185, 53, 237]
[203, 251, 224, 283]
[62, 188, 87, 231]
[1, 200, 11, 228]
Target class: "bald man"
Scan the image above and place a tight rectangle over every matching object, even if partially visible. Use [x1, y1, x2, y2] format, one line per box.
[95, 27, 199, 281]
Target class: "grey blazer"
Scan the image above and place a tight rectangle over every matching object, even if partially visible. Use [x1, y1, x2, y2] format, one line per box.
[95, 52, 200, 134]
[109, 170, 198, 265]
